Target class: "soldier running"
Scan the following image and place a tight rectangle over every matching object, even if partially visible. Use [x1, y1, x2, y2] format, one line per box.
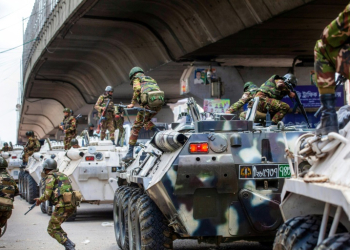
[59, 108, 77, 150]
[254, 74, 297, 125]
[122, 67, 164, 161]
[22, 131, 41, 164]
[0, 157, 19, 237]
[95, 86, 116, 144]
[314, 3, 350, 135]
[34, 158, 76, 250]
[0, 142, 12, 153]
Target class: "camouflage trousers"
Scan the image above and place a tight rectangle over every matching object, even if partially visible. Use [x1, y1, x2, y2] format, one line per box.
[129, 106, 161, 146]
[114, 116, 124, 140]
[0, 205, 12, 230]
[64, 133, 76, 150]
[314, 39, 350, 94]
[47, 205, 76, 244]
[22, 150, 34, 164]
[256, 92, 289, 123]
[101, 114, 115, 141]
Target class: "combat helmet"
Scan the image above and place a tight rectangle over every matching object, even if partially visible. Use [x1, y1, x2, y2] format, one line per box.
[243, 82, 255, 92]
[0, 157, 7, 169]
[63, 108, 71, 114]
[129, 67, 144, 80]
[3, 142, 8, 146]
[283, 73, 298, 87]
[42, 158, 57, 171]
[70, 139, 79, 147]
[105, 86, 114, 92]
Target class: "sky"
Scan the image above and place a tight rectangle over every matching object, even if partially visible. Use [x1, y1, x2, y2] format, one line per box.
[0, 0, 36, 145]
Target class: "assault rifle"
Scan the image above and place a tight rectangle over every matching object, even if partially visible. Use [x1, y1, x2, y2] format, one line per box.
[117, 103, 156, 124]
[284, 81, 311, 128]
[96, 99, 111, 134]
[314, 75, 346, 118]
[60, 114, 82, 134]
[24, 203, 36, 215]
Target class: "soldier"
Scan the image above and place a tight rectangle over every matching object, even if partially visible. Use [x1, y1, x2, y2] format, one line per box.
[70, 139, 80, 149]
[0, 157, 18, 236]
[122, 67, 164, 161]
[22, 131, 41, 164]
[95, 86, 116, 144]
[34, 158, 76, 250]
[314, 3, 350, 135]
[0, 143, 12, 153]
[59, 108, 77, 150]
[114, 105, 125, 146]
[254, 74, 297, 125]
[226, 82, 259, 118]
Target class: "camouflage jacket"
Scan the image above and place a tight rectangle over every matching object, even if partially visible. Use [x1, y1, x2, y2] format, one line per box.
[25, 136, 39, 152]
[131, 73, 160, 105]
[95, 94, 115, 116]
[259, 75, 290, 100]
[63, 116, 77, 135]
[39, 170, 74, 207]
[0, 169, 19, 202]
[0, 146, 12, 152]
[227, 87, 259, 113]
[322, 3, 350, 48]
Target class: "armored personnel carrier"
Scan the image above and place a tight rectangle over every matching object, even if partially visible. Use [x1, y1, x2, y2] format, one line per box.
[1, 144, 24, 181]
[274, 120, 350, 249]
[111, 97, 313, 249]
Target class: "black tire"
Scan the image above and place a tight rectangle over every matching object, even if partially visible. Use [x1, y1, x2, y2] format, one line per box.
[114, 186, 128, 247]
[273, 215, 346, 250]
[128, 189, 143, 250]
[66, 208, 77, 222]
[120, 187, 133, 250]
[18, 171, 24, 198]
[315, 233, 350, 250]
[26, 175, 39, 205]
[23, 172, 29, 202]
[135, 194, 173, 250]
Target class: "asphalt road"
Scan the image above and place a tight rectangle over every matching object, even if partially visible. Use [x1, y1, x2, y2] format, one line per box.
[1, 197, 272, 250]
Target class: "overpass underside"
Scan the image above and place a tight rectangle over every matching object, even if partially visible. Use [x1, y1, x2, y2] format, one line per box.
[19, 0, 347, 142]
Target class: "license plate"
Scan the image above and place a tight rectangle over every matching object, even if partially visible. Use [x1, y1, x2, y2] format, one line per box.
[239, 164, 291, 179]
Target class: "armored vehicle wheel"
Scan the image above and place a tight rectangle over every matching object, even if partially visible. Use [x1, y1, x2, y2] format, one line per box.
[66, 208, 77, 222]
[114, 186, 128, 247]
[18, 171, 23, 198]
[128, 188, 143, 250]
[26, 174, 38, 205]
[22, 172, 29, 202]
[273, 215, 346, 250]
[315, 233, 350, 250]
[135, 194, 173, 250]
[120, 186, 133, 250]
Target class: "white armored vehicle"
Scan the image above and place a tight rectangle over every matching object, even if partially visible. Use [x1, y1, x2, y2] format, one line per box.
[274, 121, 350, 249]
[1, 144, 24, 181]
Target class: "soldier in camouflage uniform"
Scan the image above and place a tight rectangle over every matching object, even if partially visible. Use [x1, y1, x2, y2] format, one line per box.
[314, 3, 350, 135]
[0, 143, 12, 153]
[95, 86, 116, 144]
[114, 105, 125, 146]
[0, 157, 18, 236]
[226, 82, 259, 119]
[59, 108, 77, 150]
[254, 74, 296, 124]
[34, 158, 76, 250]
[22, 131, 41, 164]
[122, 67, 164, 161]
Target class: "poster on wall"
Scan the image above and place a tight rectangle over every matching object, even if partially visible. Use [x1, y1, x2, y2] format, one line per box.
[194, 68, 217, 85]
[203, 99, 230, 113]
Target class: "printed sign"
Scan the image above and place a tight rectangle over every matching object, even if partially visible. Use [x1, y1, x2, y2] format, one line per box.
[203, 99, 230, 113]
[239, 164, 292, 179]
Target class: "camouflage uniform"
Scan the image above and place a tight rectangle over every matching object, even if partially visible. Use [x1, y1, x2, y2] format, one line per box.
[38, 170, 76, 245]
[314, 3, 350, 94]
[62, 116, 77, 150]
[129, 73, 162, 146]
[95, 94, 115, 141]
[114, 106, 124, 142]
[23, 136, 40, 163]
[0, 146, 12, 152]
[255, 75, 291, 123]
[227, 83, 259, 114]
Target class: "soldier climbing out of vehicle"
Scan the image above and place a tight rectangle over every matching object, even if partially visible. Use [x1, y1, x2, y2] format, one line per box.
[0, 142, 12, 153]
[34, 158, 78, 250]
[0, 157, 19, 237]
[59, 108, 77, 150]
[70, 139, 80, 149]
[22, 131, 40, 164]
[122, 67, 164, 162]
[254, 74, 297, 125]
[95, 86, 116, 144]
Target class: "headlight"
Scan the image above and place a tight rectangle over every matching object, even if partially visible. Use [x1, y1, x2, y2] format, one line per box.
[95, 152, 103, 161]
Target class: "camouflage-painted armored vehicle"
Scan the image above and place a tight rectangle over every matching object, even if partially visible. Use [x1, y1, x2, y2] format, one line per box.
[274, 120, 350, 249]
[111, 97, 313, 249]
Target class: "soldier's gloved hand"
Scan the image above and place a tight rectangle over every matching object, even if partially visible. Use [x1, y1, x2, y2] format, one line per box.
[34, 198, 41, 206]
[127, 104, 134, 108]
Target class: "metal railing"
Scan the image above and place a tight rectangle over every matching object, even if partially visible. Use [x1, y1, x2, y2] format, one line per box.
[22, 0, 60, 80]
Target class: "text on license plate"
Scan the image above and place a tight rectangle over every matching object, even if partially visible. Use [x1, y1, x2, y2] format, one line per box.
[239, 164, 291, 179]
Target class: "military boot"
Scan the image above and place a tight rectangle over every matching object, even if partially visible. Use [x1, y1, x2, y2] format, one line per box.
[66, 237, 76, 247]
[122, 145, 134, 162]
[116, 138, 121, 147]
[316, 94, 338, 136]
[63, 239, 76, 250]
[111, 139, 115, 145]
